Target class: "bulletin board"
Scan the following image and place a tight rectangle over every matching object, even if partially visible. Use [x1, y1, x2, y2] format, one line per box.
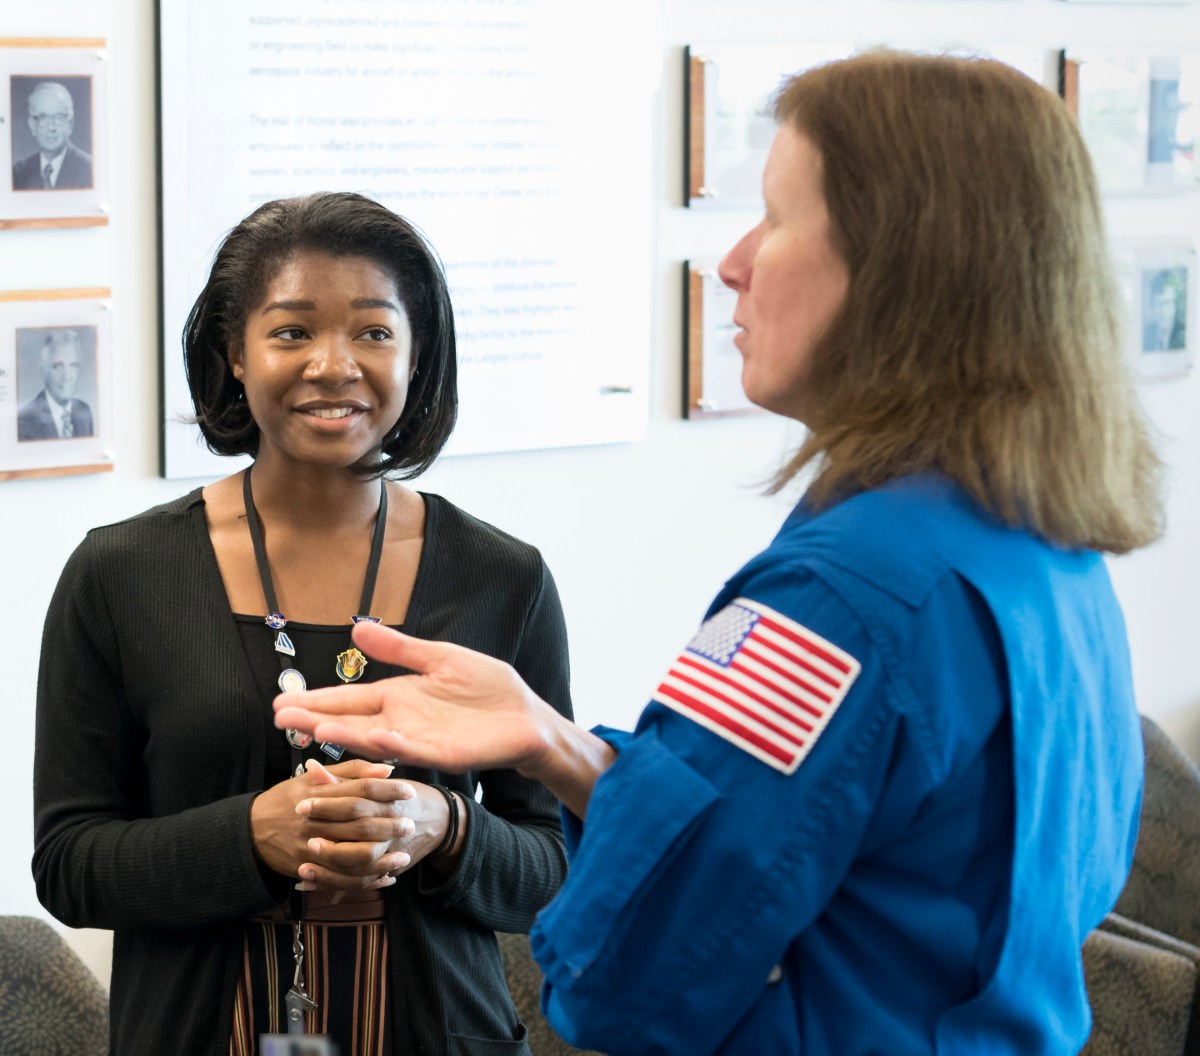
[156, 0, 656, 479]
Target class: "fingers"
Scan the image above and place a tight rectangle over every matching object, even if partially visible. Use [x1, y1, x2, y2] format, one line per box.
[275, 684, 387, 723]
[311, 722, 421, 762]
[321, 758, 395, 781]
[292, 849, 410, 892]
[298, 777, 415, 805]
[295, 840, 412, 889]
[351, 623, 447, 670]
[303, 758, 341, 784]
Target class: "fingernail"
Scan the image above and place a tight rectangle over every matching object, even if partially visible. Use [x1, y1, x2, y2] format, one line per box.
[295, 800, 311, 815]
[295, 881, 316, 892]
[307, 838, 321, 854]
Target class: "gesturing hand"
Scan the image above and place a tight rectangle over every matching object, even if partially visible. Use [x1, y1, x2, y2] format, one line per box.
[273, 622, 552, 775]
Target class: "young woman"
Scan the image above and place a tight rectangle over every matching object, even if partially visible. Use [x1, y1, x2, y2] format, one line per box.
[277, 54, 1164, 1055]
[33, 192, 572, 1056]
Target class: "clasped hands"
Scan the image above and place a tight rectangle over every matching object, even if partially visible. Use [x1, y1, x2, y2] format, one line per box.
[249, 757, 454, 892]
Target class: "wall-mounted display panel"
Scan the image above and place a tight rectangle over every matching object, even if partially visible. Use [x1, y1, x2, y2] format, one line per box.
[0, 288, 113, 480]
[1063, 51, 1200, 193]
[683, 261, 760, 418]
[157, 0, 655, 479]
[685, 41, 852, 210]
[0, 38, 109, 230]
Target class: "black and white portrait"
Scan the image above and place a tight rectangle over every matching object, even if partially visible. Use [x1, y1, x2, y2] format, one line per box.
[1141, 266, 1188, 353]
[16, 326, 98, 442]
[10, 75, 95, 192]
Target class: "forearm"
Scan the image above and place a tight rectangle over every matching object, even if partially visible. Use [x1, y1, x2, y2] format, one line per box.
[34, 794, 277, 930]
[521, 706, 617, 821]
[420, 796, 567, 932]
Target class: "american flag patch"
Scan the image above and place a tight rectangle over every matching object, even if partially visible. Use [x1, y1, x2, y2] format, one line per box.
[652, 598, 860, 775]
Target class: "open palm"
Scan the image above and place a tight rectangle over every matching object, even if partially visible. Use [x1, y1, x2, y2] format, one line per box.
[273, 621, 550, 774]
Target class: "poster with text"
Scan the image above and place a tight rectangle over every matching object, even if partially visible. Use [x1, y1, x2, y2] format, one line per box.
[158, 0, 657, 478]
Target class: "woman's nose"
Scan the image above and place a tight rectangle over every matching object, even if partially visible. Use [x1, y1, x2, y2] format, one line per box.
[302, 335, 363, 384]
[718, 226, 757, 292]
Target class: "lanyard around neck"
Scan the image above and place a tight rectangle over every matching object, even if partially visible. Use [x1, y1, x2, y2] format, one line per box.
[242, 466, 389, 628]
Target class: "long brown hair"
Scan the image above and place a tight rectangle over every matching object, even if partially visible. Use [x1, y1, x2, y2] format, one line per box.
[771, 51, 1162, 554]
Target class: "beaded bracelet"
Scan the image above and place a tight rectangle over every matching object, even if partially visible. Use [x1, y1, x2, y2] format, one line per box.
[432, 785, 460, 857]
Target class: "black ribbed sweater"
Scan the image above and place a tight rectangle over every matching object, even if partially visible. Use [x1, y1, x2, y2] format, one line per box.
[33, 488, 573, 1056]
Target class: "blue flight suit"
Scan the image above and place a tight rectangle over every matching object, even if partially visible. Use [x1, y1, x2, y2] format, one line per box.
[531, 475, 1142, 1055]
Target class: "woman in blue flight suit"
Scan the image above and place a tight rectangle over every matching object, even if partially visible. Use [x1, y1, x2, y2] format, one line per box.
[275, 53, 1164, 1055]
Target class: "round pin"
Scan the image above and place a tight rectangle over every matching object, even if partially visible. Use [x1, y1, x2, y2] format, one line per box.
[287, 728, 313, 750]
[278, 667, 307, 693]
[265, 612, 288, 630]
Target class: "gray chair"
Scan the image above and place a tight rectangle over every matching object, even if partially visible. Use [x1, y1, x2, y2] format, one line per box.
[0, 915, 108, 1056]
[1082, 717, 1200, 1056]
[497, 930, 605, 1056]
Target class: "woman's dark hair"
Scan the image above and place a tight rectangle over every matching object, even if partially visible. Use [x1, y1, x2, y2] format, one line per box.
[183, 191, 457, 478]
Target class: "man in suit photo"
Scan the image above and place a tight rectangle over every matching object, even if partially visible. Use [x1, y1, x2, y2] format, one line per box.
[1142, 267, 1188, 353]
[11, 81, 94, 192]
[17, 329, 95, 442]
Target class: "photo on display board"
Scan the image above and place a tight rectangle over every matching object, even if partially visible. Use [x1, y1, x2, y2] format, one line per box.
[0, 290, 113, 481]
[15, 325, 98, 442]
[0, 39, 108, 228]
[10, 75, 95, 193]
[1061, 51, 1200, 193]
[1112, 242, 1197, 380]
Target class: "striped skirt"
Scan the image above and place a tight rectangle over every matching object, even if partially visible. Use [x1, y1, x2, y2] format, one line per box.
[229, 921, 390, 1056]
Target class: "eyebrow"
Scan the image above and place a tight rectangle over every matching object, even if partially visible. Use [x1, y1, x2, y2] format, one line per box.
[259, 298, 401, 314]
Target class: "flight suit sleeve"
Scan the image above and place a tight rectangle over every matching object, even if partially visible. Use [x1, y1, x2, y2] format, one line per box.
[530, 566, 908, 1056]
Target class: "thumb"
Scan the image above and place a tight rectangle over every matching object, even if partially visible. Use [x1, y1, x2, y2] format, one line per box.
[323, 758, 395, 781]
[351, 623, 447, 672]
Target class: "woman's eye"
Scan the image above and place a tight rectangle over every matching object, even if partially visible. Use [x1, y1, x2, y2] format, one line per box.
[272, 327, 307, 341]
[362, 327, 392, 341]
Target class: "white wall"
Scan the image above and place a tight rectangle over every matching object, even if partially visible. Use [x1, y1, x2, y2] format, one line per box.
[3, 0, 1199, 988]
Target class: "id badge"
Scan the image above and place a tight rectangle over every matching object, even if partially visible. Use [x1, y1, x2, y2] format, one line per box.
[260, 1033, 337, 1055]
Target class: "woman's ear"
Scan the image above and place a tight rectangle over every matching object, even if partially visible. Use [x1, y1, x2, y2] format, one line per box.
[228, 346, 245, 381]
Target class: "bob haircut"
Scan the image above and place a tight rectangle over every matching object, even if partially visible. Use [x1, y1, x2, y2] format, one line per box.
[183, 191, 457, 479]
[770, 51, 1162, 554]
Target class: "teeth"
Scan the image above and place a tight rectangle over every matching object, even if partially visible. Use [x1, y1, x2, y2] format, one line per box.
[307, 407, 353, 419]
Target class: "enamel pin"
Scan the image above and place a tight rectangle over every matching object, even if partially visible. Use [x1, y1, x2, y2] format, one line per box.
[286, 728, 313, 750]
[336, 648, 367, 683]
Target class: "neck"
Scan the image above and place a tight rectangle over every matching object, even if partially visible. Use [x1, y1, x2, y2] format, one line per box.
[247, 454, 384, 532]
[41, 146, 66, 162]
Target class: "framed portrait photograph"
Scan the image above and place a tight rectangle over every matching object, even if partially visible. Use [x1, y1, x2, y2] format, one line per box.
[1062, 51, 1200, 194]
[1112, 242, 1196, 380]
[0, 288, 113, 480]
[0, 38, 109, 229]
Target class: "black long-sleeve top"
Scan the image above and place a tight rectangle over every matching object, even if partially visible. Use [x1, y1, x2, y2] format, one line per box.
[33, 488, 573, 1056]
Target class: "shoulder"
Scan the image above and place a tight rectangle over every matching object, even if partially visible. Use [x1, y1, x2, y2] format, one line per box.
[12, 151, 38, 178]
[49, 490, 207, 620]
[422, 492, 549, 579]
[768, 475, 1050, 610]
[18, 391, 48, 415]
[78, 489, 205, 564]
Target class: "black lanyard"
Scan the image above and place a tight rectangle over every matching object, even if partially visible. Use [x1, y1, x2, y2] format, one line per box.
[242, 466, 388, 760]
